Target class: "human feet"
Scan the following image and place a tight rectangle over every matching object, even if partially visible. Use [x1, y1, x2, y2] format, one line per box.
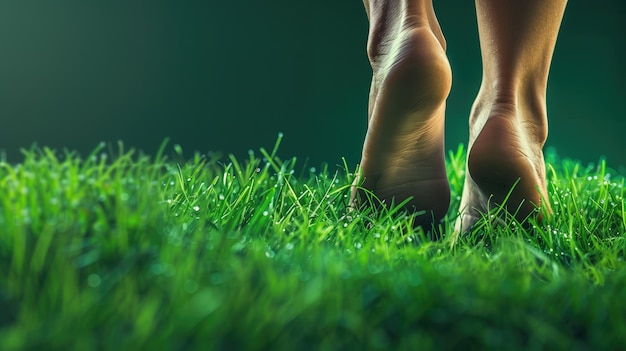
[455, 95, 551, 234]
[351, 2, 452, 229]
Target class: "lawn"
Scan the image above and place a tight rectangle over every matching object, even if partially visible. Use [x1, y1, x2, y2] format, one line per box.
[1, 136, 625, 350]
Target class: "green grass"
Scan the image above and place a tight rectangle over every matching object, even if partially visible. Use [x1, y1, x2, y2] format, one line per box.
[1, 136, 625, 350]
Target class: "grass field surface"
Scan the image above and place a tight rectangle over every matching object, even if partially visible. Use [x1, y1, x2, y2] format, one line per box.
[1, 136, 625, 350]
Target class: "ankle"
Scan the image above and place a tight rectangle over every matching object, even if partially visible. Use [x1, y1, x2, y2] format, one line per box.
[470, 88, 548, 146]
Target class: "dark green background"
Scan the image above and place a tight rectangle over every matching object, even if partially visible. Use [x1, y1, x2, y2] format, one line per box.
[1, 1, 624, 168]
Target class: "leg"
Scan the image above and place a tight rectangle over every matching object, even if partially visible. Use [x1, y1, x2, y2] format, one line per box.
[352, 0, 451, 229]
[456, 0, 568, 233]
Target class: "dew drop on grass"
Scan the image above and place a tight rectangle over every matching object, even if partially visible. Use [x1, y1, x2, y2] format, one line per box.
[286, 243, 294, 250]
[193, 205, 200, 212]
[92, 220, 105, 233]
[87, 274, 101, 288]
[265, 249, 275, 258]
[168, 234, 182, 247]
[299, 271, 311, 282]
[408, 273, 422, 287]
[163, 264, 176, 277]
[310, 167, 316, 173]
[20, 208, 30, 218]
[262, 210, 269, 216]
[184, 280, 199, 294]
[150, 263, 163, 275]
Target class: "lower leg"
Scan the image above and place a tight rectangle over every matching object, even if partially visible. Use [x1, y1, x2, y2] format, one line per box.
[352, 0, 451, 229]
[457, 0, 568, 232]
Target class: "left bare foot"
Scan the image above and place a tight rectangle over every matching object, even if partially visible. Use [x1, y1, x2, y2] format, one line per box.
[351, 2, 452, 229]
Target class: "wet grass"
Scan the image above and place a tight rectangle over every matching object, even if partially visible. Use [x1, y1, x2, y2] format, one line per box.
[1, 136, 625, 350]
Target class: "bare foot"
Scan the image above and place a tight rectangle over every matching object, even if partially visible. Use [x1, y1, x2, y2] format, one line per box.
[455, 95, 551, 234]
[351, 4, 452, 230]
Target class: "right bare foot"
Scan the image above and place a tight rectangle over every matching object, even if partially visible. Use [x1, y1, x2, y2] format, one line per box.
[351, 2, 452, 229]
[455, 95, 552, 234]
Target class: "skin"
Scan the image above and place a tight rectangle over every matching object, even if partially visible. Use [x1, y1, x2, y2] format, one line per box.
[352, 0, 568, 236]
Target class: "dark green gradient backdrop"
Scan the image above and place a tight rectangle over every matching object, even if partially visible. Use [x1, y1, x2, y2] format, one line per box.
[1, 1, 625, 168]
